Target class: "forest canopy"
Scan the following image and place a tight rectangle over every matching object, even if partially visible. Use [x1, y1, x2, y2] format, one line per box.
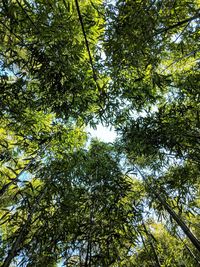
[0, 0, 200, 266]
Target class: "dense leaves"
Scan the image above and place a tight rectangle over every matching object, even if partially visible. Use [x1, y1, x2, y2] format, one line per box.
[0, 0, 200, 266]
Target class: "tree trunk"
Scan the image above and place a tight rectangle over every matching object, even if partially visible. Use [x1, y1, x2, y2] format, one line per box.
[155, 192, 200, 252]
[134, 166, 200, 252]
[176, 231, 200, 266]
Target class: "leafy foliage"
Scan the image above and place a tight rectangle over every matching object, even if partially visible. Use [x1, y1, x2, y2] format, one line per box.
[0, 0, 200, 266]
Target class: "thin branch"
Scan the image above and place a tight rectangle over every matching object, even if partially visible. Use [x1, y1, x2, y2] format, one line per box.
[138, 230, 155, 266]
[73, 0, 105, 97]
[156, 12, 200, 35]
[161, 49, 200, 73]
[15, 0, 38, 30]
[0, 142, 50, 197]
[142, 223, 161, 267]
[74, 0, 97, 82]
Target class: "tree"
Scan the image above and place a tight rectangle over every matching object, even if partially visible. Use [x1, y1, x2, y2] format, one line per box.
[0, 140, 145, 266]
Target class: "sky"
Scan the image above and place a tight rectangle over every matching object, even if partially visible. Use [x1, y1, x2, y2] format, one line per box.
[87, 124, 117, 143]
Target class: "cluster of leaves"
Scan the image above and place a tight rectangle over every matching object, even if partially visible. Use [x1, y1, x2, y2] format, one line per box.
[0, 0, 106, 122]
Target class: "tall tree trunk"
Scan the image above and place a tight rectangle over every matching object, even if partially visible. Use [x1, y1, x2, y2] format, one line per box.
[134, 166, 200, 252]
[155, 191, 200, 252]
[176, 231, 200, 266]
